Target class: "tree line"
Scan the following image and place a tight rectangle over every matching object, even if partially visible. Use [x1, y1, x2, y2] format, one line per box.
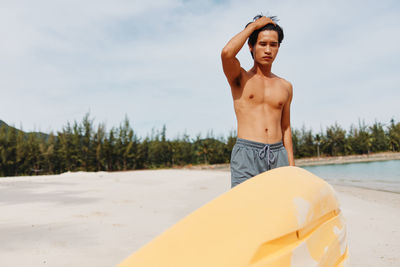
[292, 119, 400, 158]
[0, 115, 399, 177]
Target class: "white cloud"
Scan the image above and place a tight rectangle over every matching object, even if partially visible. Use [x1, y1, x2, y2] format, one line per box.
[0, 0, 399, 138]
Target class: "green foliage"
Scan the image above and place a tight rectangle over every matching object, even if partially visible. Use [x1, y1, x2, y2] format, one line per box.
[293, 126, 316, 158]
[0, 115, 399, 177]
[370, 121, 390, 152]
[194, 137, 227, 165]
[322, 123, 347, 156]
[348, 121, 371, 154]
[388, 119, 400, 152]
[170, 133, 194, 166]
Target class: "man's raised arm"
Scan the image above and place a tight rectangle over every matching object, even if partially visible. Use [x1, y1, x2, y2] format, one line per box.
[221, 17, 275, 86]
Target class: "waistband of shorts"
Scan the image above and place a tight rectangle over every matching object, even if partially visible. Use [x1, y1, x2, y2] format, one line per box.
[235, 138, 284, 151]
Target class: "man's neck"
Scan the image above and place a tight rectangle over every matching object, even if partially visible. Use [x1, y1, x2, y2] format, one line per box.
[252, 62, 273, 77]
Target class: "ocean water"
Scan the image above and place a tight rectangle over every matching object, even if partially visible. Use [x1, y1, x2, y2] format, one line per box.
[302, 160, 400, 193]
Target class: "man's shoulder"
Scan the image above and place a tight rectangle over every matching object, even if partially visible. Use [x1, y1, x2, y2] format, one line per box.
[273, 74, 293, 91]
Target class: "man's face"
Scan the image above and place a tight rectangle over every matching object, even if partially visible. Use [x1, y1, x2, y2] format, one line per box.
[249, 30, 279, 65]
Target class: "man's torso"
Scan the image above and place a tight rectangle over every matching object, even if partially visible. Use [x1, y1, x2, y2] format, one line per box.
[231, 70, 290, 144]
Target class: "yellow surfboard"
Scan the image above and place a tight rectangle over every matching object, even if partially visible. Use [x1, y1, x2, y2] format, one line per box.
[117, 166, 348, 267]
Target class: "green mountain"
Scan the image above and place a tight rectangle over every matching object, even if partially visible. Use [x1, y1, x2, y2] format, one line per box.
[0, 120, 7, 128]
[0, 119, 50, 140]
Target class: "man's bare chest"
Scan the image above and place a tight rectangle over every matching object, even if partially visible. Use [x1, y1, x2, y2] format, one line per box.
[239, 79, 288, 109]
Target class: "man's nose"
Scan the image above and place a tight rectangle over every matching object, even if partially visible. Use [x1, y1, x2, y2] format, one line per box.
[265, 45, 271, 54]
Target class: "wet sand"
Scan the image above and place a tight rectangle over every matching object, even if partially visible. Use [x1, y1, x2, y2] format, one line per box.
[0, 170, 399, 266]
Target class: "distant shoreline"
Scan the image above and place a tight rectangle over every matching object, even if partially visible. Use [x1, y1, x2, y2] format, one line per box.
[294, 151, 400, 167]
[181, 151, 400, 170]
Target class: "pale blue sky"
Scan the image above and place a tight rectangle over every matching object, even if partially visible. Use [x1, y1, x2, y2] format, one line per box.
[1, 0, 399, 138]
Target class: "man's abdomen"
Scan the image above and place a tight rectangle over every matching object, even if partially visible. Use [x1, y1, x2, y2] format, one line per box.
[235, 103, 283, 144]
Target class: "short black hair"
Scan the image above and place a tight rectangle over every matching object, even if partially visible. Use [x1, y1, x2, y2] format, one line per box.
[246, 15, 284, 58]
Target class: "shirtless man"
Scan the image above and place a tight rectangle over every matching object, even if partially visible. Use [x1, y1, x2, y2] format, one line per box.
[221, 15, 295, 187]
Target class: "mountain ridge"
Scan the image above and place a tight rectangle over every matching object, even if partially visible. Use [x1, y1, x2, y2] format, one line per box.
[0, 119, 50, 140]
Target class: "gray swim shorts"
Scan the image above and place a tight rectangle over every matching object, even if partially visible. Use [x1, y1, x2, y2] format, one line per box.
[230, 138, 289, 188]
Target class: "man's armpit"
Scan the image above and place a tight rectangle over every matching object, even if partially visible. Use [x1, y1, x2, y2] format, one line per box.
[232, 72, 242, 87]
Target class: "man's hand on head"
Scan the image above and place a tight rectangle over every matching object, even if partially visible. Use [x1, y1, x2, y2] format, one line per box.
[252, 16, 276, 29]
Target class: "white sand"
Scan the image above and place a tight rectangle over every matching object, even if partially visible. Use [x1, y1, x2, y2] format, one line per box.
[0, 169, 399, 267]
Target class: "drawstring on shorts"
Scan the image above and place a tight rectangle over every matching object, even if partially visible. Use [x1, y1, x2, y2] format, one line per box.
[258, 144, 276, 170]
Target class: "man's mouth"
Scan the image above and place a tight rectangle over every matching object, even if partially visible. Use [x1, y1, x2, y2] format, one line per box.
[263, 56, 272, 60]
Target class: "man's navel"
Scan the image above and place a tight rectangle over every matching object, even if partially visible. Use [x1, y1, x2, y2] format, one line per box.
[249, 94, 254, 99]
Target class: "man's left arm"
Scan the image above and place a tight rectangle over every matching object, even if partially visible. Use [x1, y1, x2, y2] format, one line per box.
[281, 83, 295, 166]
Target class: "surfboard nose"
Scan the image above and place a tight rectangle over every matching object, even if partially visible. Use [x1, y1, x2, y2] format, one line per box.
[117, 166, 348, 267]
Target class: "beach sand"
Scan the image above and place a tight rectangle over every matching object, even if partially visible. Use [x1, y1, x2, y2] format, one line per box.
[0, 169, 399, 267]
